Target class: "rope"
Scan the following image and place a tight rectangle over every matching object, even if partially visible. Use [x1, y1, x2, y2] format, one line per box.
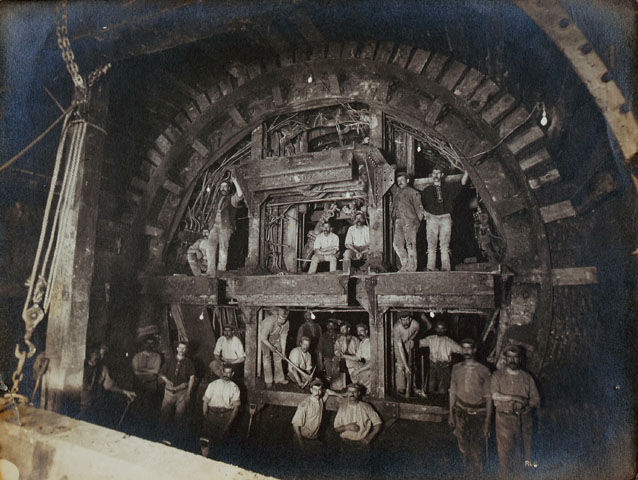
[0, 105, 76, 174]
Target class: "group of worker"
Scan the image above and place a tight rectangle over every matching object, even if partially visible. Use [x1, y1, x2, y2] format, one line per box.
[186, 166, 470, 276]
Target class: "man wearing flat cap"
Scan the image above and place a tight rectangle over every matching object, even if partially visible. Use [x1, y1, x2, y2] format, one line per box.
[449, 338, 492, 475]
[393, 311, 420, 396]
[419, 320, 462, 395]
[317, 318, 340, 384]
[343, 211, 370, 274]
[490, 345, 540, 480]
[391, 171, 427, 272]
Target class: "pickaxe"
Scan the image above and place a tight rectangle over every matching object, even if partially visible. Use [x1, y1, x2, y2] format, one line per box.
[261, 341, 316, 389]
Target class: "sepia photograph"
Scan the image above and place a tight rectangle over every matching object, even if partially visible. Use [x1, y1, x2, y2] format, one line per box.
[0, 1, 636, 479]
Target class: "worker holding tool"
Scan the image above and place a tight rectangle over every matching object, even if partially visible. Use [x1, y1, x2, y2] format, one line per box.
[490, 345, 540, 480]
[260, 307, 290, 388]
[79, 343, 136, 426]
[200, 364, 241, 458]
[288, 336, 315, 389]
[342, 324, 371, 394]
[393, 311, 420, 397]
[449, 338, 492, 476]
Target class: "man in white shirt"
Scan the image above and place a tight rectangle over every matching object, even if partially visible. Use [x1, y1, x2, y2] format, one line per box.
[419, 320, 462, 394]
[291, 378, 341, 450]
[288, 336, 314, 388]
[343, 324, 371, 393]
[132, 336, 162, 412]
[308, 221, 340, 273]
[209, 325, 246, 379]
[343, 211, 370, 273]
[393, 312, 420, 396]
[200, 364, 241, 457]
[334, 383, 382, 446]
[260, 308, 290, 388]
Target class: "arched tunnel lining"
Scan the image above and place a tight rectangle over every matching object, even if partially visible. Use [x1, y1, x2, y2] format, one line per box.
[117, 47, 555, 374]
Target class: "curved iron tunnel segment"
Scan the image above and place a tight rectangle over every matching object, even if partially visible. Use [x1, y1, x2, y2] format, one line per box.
[123, 44, 556, 374]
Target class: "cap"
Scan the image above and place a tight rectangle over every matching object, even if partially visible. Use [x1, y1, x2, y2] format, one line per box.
[398, 310, 412, 318]
[326, 318, 338, 326]
[355, 323, 368, 331]
[460, 338, 476, 347]
[309, 378, 324, 388]
[503, 345, 521, 356]
[435, 320, 447, 329]
[396, 171, 409, 180]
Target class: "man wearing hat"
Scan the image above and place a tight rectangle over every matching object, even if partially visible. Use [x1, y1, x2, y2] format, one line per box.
[391, 171, 427, 272]
[420, 166, 469, 271]
[490, 345, 540, 480]
[132, 335, 162, 414]
[187, 228, 211, 276]
[334, 383, 383, 446]
[317, 318, 340, 384]
[419, 320, 462, 394]
[393, 311, 420, 396]
[200, 173, 244, 276]
[343, 211, 370, 274]
[259, 308, 290, 388]
[333, 322, 360, 390]
[291, 378, 341, 450]
[296, 310, 322, 352]
[449, 338, 492, 475]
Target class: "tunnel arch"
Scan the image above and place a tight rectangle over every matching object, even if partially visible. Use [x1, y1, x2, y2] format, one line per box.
[121, 42, 563, 373]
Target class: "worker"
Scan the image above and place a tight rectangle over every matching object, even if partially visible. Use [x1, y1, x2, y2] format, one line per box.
[132, 335, 162, 413]
[343, 211, 370, 274]
[291, 378, 342, 450]
[391, 171, 427, 272]
[288, 336, 314, 389]
[334, 383, 383, 446]
[200, 364, 241, 458]
[308, 221, 340, 273]
[191, 174, 244, 276]
[158, 341, 196, 426]
[333, 322, 360, 390]
[296, 309, 322, 352]
[317, 318, 340, 383]
[420, 166, 469, 271]
[209, 325, 245, 379]
[79, 343, 136, 425]
[259, 308, 290, 388]
[342, 323, 371, 393]
[490, 345, 540, 480]
[419, 320, 462, 394]
[186, 229, 211, 276]
[449, 338, 492, 475]
[393, 311, 420, 396]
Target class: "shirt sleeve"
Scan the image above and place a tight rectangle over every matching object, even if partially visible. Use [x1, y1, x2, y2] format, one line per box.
[234, 338, 246, 358]
[259, 317, 271, 342]
[213, 338, 223, 356]
[203, 383, 213, 403]
[230, 383, 241, 406]
[334, 405, 346, 429]
[449, 338, 463, 354]
[313, 235, 321, 250]
[291, 401, 307, 428]
[419, 336, 432, 348]
[345, 227, 354, 247]
[363, 403, 383, 426]
[490, 372, 501, 397]
[330, 234, 339, 249]
[289, 348, 300, 365]
[528, 374, 540, 408]
[231, 192, 243, 207]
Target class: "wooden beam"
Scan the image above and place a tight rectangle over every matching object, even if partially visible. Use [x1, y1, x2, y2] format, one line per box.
[540, 200, 576, 223]
[140, 276, 220, 305]
[44, 82, 109, 412]
[551, 267, 597, 286]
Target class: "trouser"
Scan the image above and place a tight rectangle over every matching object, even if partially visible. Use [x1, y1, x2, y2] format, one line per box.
[495, 411, 532, 480]
[309, 253, 338, 273]
[453, 406, 487, 473]
[187, 250, 206, 276]
[202, 408, 234, 444]
[395, 360, 409, 392]
[393, 218, 419, 271]
[208, 224, 232, 273]
[426, 213, 452, 271]
[322, 356, 340, 379]
[262, 348, 285, 385]
[428, 361, 451, 394]
[343, 249, 368, 272]
[160, 387, 189, 423]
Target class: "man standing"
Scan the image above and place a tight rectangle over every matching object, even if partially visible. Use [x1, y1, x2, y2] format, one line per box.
[343, 211, 370, 274]
[132, 335, 162, 412]
[200, 364, 241, 458]
[419, 320, 462, 394]
[210, 325, 245, 379]
[205, 174, 245, 275]
[420, 167, 469, 271]
[259, 308, 290, 388]
[80, 344, 136, 424]
[288, 336, 314, 388]
[334, 383, 383, 446]
[391, 171, 427, 272]
[490, 345, 540, 480]
[317, 319, 340, 383]
[393, 311, 420, 396]
[449, 338, 492, 475]
[296, 310, 322, 352]
[291, 378, 341, 450]
[159, 341, 196, 425]
[343, 324, 371, 393]
[308, 221, 340, 273]
[333, 322, 360, 390]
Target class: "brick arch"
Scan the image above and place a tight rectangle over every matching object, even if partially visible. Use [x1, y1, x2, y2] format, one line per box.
[124, 43, 558, 373]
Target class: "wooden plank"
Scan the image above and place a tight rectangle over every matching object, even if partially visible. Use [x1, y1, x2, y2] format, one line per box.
[377, 294, 495, 310]
[424, 52, 449, 81]
[141, 276, 220, 305]
[342, 40, 358, 59]
[191, 138, 210, 157]
[439, 60, 466, 90]
[390, 44, 412, 69]
[328, 73, 341, 95]
[425, 99, 445, 127]
[359, 41, 376, 60]
[406, 48, 430, 74]
[374, 272, 494, 295]
[482, 94, 517, 125]
[228, 104, 247, 128]
[162, 178, 184, 195]
[506, 126, 544, 155]
[497, 105, 529, 138]
[154, 133, 172, 155]
[551, 267, 597, 286]
[541, 200, 576, 223]
[519, 148, 551, 171]
[529, 168, 561, 189]
[454, 68, 484, 100]
[230, 274, 348, 296]
[375, 41, 394, 63]
[231, 294, 349, 308]
[469, 79, 500, 111]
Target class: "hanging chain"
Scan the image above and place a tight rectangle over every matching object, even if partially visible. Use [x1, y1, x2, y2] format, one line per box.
[55, 0, 85, 91]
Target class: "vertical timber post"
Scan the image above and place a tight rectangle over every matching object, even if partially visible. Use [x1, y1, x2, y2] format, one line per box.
[44, 82, 109, 413]
[240, 305, 258, 389]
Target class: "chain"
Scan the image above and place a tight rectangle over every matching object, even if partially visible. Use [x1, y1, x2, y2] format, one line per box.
[55, 1, 85, 90]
